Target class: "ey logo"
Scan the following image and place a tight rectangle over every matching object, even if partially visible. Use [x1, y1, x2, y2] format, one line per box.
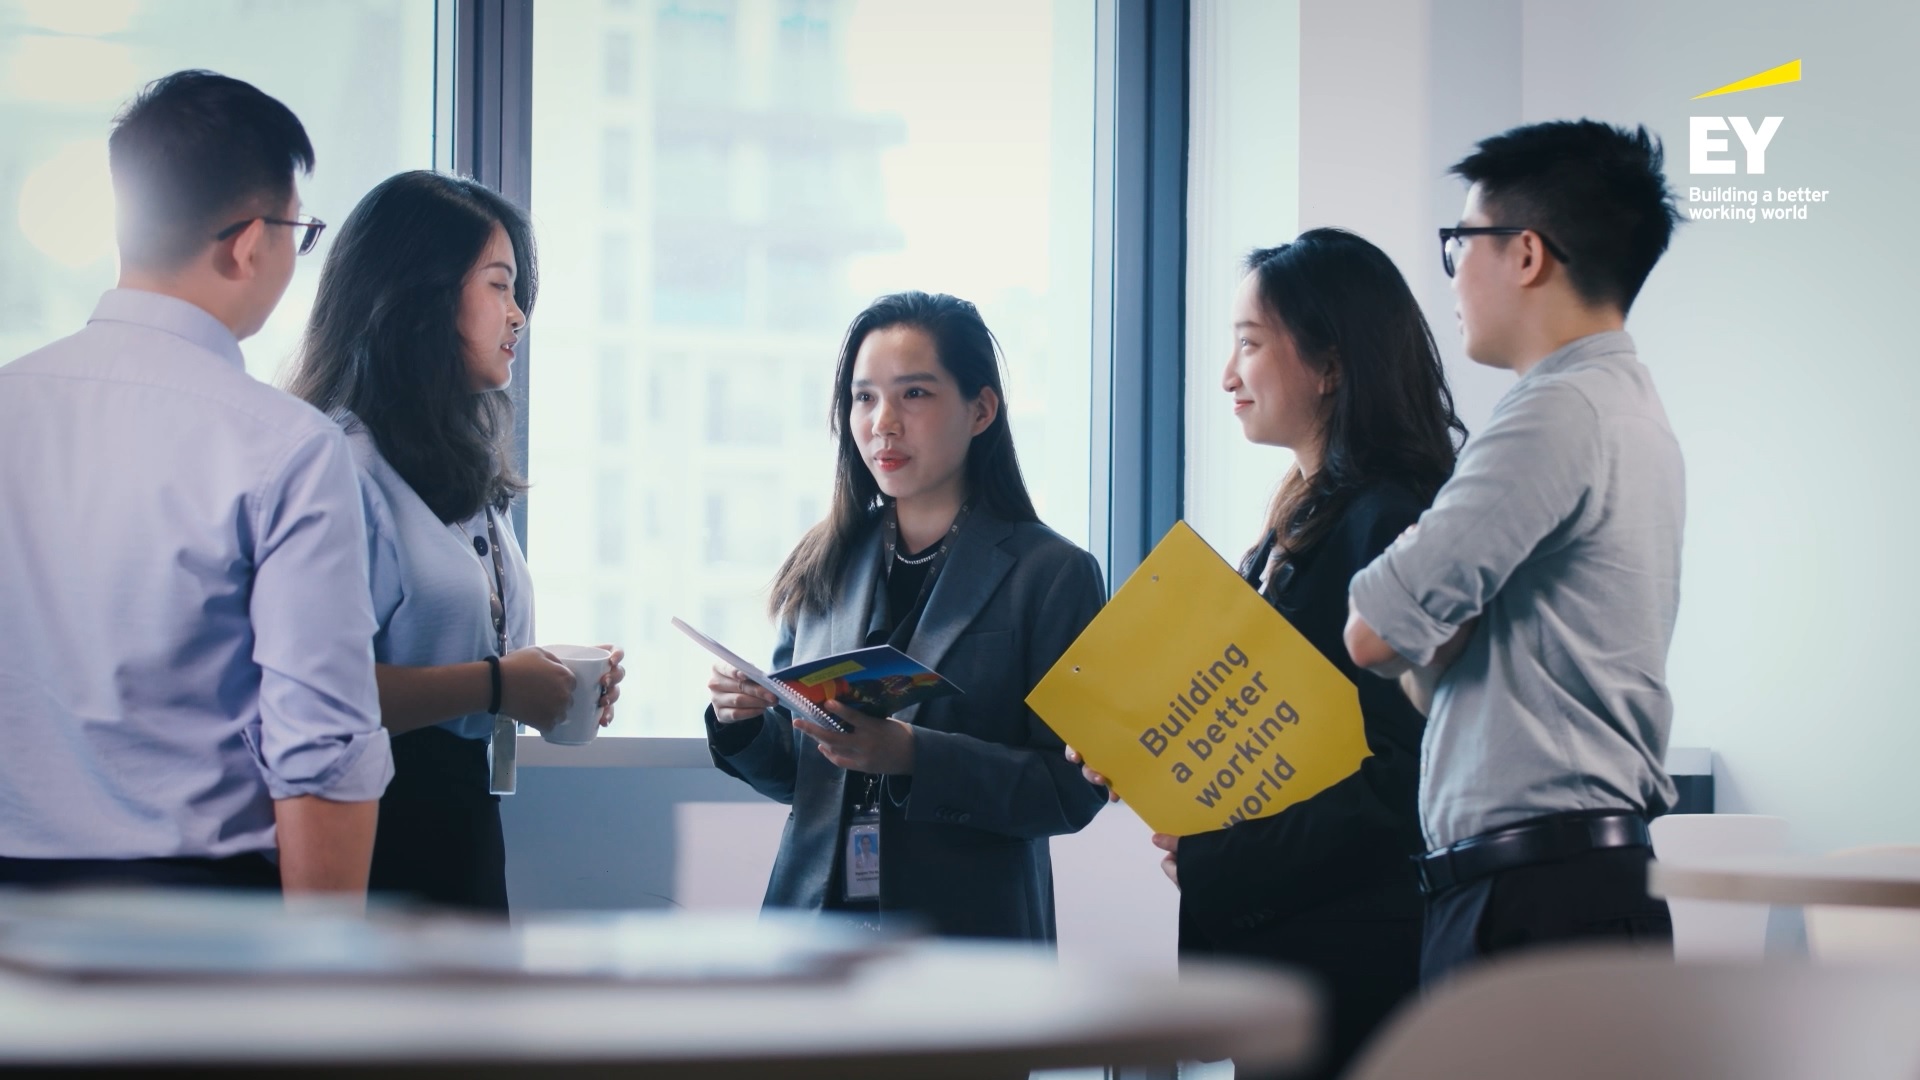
[1689, 59, 1800, 175]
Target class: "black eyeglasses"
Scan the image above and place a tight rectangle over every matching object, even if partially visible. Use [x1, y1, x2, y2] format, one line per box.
[1438, 226, 1571, 278]
[215, 214, 327, 256]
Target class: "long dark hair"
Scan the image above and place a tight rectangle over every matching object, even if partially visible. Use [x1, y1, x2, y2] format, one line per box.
[287, 171, 535, 523]
[1244, 228, 1466, 571]
[769, 291, 1038, 623]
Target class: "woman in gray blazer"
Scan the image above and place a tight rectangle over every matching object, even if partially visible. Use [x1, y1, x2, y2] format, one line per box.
[705, 291, 1107, 941]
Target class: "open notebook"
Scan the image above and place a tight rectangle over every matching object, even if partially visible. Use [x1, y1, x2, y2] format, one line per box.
[674, 617, 963, 733]
[672, 617, 854, 733]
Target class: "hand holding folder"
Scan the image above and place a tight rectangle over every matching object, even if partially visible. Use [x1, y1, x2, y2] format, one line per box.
[1027, 523, 1371, 837]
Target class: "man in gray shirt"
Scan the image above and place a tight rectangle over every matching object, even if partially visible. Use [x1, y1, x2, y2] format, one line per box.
[1344, 120, 1684, 983]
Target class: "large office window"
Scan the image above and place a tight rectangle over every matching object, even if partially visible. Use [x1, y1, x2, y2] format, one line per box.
[529, 0, 1097, 737]
[1182, 0, 1301, 562]
[0, 0, 436, 384]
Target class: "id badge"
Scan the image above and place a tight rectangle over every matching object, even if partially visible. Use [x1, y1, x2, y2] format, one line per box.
[487, 715, 520, 795]
[843, 809, 881, 901]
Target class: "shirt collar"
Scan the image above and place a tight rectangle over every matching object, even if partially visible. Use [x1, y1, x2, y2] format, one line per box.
[1522, 329, 1637, 382]
[88, 289, 247, 371]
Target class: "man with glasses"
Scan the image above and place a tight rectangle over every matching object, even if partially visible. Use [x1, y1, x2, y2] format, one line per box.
[0, 71, 390, 897]
[1342, 120, 1685, 983]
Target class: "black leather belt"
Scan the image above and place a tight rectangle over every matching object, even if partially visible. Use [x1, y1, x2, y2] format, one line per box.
[1414, 809, 1652, 895]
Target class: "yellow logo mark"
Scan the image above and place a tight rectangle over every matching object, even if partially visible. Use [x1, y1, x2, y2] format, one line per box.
[1693, 59, 1802, 100]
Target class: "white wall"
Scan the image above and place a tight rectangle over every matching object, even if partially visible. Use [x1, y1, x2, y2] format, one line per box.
[1296, 0, 1519, 431]
[1294, 0, 1920, 854]
[1519, 0, 1920, 853]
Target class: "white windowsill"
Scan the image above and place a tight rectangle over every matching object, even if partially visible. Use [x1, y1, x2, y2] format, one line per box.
[515, 734, 714, 768]
[517, 738, 1716, 774]
[1667, 747, 1711, 776]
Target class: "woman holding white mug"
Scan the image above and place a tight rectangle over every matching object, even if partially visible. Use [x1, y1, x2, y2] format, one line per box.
[288, 171, 625, 914]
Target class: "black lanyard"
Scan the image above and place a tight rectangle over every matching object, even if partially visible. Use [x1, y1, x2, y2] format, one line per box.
[472, 508, 509, 656]
[880, 500, 969, 610]
[853, 504, 966, 816]
[853, 773, 881, 815]
[1246, 529, 1298, 606]
[475, 507, 517, 794]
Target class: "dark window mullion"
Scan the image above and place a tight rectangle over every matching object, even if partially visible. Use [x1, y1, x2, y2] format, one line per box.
[446, 0, 536, 550]
[1102, 0, 1189, 586]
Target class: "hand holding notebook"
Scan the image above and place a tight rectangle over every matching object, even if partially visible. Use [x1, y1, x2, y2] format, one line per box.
[674, 618, 963, 735]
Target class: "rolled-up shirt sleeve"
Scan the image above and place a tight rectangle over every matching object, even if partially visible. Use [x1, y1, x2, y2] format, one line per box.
[246, 426, 393, 802]
[1350, 379, 1600, 667]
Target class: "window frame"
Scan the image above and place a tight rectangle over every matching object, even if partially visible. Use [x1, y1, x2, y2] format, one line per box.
[443, 0, 1190, 759]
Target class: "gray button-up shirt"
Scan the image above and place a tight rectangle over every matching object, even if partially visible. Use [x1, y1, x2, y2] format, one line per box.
[1349, 330, 1684, 849]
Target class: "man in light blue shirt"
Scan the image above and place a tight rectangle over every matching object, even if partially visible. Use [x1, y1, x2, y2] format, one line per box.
[0, 71, 390, 895]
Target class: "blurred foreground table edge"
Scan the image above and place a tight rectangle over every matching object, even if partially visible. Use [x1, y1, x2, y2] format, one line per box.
[0, 939, 1317, 1078]
[1650, 853, 1920, 908]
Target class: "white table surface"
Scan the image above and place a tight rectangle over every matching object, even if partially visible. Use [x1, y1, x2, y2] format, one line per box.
[0, 939, 1316, 1078]
[1650, 853, 1920, 908]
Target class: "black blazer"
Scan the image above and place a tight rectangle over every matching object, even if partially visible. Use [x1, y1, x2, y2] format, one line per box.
[707, 509, 1108, 941]
[1175, 482, 1431, 946]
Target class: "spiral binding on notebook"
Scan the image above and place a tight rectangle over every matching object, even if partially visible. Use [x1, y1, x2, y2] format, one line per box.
[670, 617, 853, 734]
[785, 690, 842, 730]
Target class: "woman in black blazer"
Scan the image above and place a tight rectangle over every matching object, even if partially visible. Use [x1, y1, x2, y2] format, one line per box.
[705, 291, 1107, 941]
[1078, 229, 1466, 1078]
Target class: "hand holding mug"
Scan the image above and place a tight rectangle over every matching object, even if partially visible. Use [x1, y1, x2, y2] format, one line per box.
[538, 646, 615, 745]
[498, 646, 574, 731]
[595, 645, 627, 726]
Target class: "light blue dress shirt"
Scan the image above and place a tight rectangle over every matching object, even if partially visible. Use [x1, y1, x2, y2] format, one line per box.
[343, 417, 534, 741]
[0, 290, 393, 860]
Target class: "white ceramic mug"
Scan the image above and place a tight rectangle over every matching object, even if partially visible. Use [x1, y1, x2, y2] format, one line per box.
[539, 645, 611, 746]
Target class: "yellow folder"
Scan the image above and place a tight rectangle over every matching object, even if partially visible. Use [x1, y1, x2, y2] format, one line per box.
[1028, 522, 1370, 837]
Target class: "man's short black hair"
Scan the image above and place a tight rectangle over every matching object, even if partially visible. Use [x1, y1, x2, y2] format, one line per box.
[1450, 119, 1680, 313]
[107, 70, 315, 270]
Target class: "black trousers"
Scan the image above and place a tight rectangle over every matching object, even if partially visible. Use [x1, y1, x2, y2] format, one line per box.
[1180, 890, 1422, 1080]
[0, 851, 279, 890]
[1420, 843, 1672, 986]
[368, 727, 509, 915]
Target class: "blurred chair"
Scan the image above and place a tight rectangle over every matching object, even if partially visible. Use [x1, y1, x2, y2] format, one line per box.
[1649, 813, 1788, 959]
[1344, 948, 1920, 1080]
[1806, 844, 1920, 965]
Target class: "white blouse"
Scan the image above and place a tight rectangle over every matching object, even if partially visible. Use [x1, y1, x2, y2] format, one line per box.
[342, 415, 534, 740]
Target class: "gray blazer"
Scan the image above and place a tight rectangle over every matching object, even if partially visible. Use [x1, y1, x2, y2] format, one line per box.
[706, 510, 1107, 941]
